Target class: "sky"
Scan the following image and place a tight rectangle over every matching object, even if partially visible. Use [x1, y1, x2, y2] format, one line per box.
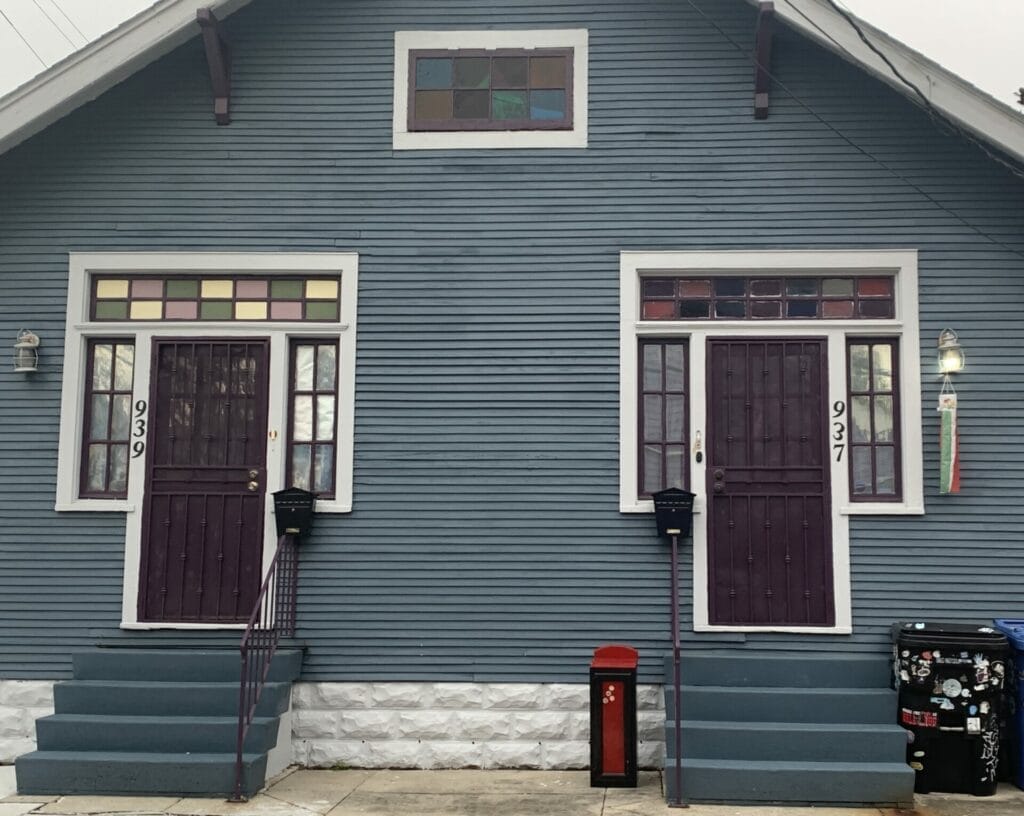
[0, 0, 1021, 110]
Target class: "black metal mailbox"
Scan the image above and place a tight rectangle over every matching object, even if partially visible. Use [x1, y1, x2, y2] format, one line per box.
[273, 487, 316, 538]
[652, 488, 696, 539]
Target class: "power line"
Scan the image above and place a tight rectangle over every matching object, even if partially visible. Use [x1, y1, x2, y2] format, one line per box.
[0, 8, 47, 67]
[49, 0, 87, 42]
[680, 0, 1024, 264]
[30, 0, 78, 48]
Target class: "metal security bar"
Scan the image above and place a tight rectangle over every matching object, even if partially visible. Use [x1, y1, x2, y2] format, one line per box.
[231, 534, 298, 801]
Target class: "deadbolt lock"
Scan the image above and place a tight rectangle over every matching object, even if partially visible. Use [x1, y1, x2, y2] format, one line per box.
[248, 469, 259, 479]
[247, 481, 259, 491]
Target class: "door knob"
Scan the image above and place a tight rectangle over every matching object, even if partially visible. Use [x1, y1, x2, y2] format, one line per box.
[713, 482, 725, 494]
[713, 469, 725, 480]
[248, 469, 259, 479]
[247, 481, 259, 491]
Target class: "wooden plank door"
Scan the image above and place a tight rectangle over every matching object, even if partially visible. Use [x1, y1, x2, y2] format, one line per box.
[706, 339, 835, 627]
[138, 340, 270, 623]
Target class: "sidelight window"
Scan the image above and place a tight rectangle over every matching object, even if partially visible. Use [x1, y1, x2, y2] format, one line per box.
[287, 340, 339, 497]
[847, 339, 901, 501]
[638, 340, 689, 496]
[80, 339, 135, 498]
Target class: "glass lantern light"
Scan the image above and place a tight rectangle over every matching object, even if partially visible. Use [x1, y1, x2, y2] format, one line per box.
[13, 330, 40, 373]
[937, 328, 964, 375]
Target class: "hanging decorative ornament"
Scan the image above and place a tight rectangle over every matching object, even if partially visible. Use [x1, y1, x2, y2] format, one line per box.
[937, 376, 960, 494]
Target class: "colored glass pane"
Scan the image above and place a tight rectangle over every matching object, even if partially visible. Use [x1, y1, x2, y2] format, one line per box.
[454, 57, 489, 88]
[271, 280, 303, 299]
[679, 300, 709, 319]
[530, 56, 565, 88]
[235, 302, 268, 320]
[822, 300, 854, 318]
[787, 300, 817, 318]
[202, 280, 233, 299]
[130, 301, 163, 320]
[236, 280, 268, 298]
[415, 90, 453, 120]
[492, 90, 528, 119]
[166, 280, 199, 298]
[493, 57, 527, 87]
[714, 278, 745, 297]
[642, 300, 675, 320]
[530, 89, 566, 120]
[305, 301, 338, 320]
[858, 277, 893, 297]
[271, 301, 303, 320]
[751, 300, 781, 318]
[859, 299, 893, 318]
[454, 90, 489, 119]
[95, 301, 128, 320]
[822, 278, 854, 297]
[715, 300, 745, 318]
[416, 58, 452, 89]
[165, 301, 198, 320]
[96, 280, 129, 299]
[750, 279, 781, 297]
[786, 279, 818, 296]
[306, 280, 339, 299]
[644, 279, 675, 297]
[680, 280, 710, 298]
[131, 279, 163, 297]
[200, 301, 232, 320]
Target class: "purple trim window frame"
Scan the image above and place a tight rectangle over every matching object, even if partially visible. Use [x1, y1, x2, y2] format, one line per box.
[846, 338, 902, 502]
[80, 339, 135, 498]
[408, 48, 574, 132]
[638, 339, 690, 497]
[286, 339, 340, 499]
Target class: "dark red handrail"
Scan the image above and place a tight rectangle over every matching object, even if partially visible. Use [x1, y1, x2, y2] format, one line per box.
[231, 534, 298, 801]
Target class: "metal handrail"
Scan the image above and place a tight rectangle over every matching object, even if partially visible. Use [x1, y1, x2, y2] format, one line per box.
[231, 533, 298, 802]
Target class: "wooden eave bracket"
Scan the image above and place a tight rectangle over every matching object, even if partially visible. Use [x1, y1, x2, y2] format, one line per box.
[754, 0, 774, 120]
[197, 7, 231, 125]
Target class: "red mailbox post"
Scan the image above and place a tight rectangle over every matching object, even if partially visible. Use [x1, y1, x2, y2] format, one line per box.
[589, 644, 639, 788]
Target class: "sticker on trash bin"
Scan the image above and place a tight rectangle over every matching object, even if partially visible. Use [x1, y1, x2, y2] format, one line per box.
[910, 762, 924, 771]
[901, 708, 938, 728]
[942, 678, 962, 698]
[967, 717, 982, 734]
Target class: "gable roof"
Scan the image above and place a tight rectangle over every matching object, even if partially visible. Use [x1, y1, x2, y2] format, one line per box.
[0, 0, 1021, 164]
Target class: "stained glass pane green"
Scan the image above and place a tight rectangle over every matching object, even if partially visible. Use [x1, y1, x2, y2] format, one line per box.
[95, 301, 128, 320]
[166, 280, 199, 298]
[492, 90, 528, 120]
[271, 280, 303, 299]
[200, 301, 232, 320]
[416, 58, 452, 89]
[306, 301, 338, 320]
[454, 57, 489, 88]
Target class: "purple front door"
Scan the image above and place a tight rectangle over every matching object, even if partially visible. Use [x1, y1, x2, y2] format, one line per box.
[706, 339, 835, 627]
[138, 340, 270, 623]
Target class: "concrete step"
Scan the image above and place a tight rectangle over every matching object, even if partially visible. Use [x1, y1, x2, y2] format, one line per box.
[665, 685, 896, 723]
[35, 714, 278, 754]
[666, 651, 891, 688]
[662, 758, 916, 806]
[53, 680, 291, 717]
[72, 648, 303, 683]
[15, 750, 267, 797]
[664, 720, 909, 761]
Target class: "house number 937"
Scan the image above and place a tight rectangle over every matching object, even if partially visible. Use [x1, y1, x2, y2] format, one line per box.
[131, 400, 147, 459]
[832, 401, 846, 462]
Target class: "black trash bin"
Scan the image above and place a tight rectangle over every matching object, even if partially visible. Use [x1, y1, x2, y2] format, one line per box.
[892, 621, 1011, 795]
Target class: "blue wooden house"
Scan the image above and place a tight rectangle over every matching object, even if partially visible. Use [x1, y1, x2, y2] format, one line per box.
[1, 0, 1023, 805]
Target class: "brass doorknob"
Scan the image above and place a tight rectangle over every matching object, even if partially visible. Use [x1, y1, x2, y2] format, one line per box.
[247, 481, 259, 491]
[248, 469, 259, 479]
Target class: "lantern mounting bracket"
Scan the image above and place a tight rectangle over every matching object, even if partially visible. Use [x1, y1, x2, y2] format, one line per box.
[754, 0, 775, 120]
[197, 8, 231, 125]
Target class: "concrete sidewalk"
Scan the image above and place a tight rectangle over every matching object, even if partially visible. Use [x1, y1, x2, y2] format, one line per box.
[3, 767, 1024, 816]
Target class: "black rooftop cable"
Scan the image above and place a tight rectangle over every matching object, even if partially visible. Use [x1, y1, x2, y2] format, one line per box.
[680, 0, 1024, 263]
[0, 9, 46, 66]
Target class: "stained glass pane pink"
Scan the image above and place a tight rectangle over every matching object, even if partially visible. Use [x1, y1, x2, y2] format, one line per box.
[272, 301, 303, 320]
[132, 279, 163, 298]
[165, 301, 199, 320]
[236, 280, 268, 298]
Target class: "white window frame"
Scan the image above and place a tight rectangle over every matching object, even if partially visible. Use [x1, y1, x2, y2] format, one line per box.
[393, 29, 589, 150]
[619, 249, 923, 634]
[55, 252, 358, 629]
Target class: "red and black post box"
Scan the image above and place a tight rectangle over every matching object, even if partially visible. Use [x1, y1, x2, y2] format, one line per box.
[590, 644, 639, 788]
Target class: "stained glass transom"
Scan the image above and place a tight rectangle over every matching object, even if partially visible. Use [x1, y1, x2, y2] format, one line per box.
[641, 276, 895, 321]
[91, 276, 341, 322]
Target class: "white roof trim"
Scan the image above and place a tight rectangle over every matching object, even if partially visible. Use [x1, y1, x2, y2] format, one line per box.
[0, 0, 252, 156]
[761, 0, 1024, 164]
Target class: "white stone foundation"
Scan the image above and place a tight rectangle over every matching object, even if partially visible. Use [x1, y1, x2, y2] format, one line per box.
[292, 682, 665, 770]
[0, 681, 54, 763]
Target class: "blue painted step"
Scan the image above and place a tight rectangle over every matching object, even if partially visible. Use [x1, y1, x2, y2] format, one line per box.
[15, 751, 267, 797]
[36, 714, 279, 754]
[667, 651, 891, 688]
[72, 648, 303, 683]
[54, 680, 291, 717]
[664, 720, 909, 762]
[665, 684, 896, 723]
[662, 758, 916, 807]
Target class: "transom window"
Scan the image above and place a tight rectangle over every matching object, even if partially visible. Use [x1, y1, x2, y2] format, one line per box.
[409, 49, 572, 131]
[91, 276, 340, 322]
[641, 276, 895, 321]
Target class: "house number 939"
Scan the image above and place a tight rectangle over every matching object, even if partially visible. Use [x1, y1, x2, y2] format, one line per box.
[832, 400, 846, 462]
[131, 400, 147, 459]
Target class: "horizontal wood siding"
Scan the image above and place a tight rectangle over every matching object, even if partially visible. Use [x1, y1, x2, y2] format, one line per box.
[1, 0, 1023, 681]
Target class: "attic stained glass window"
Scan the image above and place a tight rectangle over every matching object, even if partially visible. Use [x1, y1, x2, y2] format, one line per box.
[409, 48, 573, 131]
[641, 276, 895, 321]
[91, 276, 341, 322]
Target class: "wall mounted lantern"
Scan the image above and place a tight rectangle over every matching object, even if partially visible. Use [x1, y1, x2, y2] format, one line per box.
[13, 330, 40, 373]
[937, 329, 964, 375]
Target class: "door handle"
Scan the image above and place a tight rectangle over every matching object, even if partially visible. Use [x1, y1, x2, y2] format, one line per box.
[713, 469, 725, 480]
[247, 481, 259, 491]
[713, 482, 725, 494]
